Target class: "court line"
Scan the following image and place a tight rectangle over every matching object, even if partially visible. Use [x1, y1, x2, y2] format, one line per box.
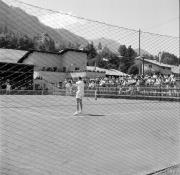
[0, 100, 178, 109]
[8, 107, 178, 120]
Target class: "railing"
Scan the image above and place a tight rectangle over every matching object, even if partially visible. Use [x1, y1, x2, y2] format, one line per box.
[0, 89, 50, 95]
[0, 86, 180, 101]
[96, 86, 180, 97]
[88, 85, 180, 101]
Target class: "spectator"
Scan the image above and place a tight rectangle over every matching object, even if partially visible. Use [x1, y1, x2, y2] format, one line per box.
[65, 81, 72, 96]
[5, 79, 11, 95]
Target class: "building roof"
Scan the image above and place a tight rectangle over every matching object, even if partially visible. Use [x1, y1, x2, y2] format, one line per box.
[144, 59, 174, 68]
[19, 49, 88, 63]
[0, 48, 87, 64]
[143, 58, 180, 74]
[0, 49, 28, 63]
[107, 69, 128, 76]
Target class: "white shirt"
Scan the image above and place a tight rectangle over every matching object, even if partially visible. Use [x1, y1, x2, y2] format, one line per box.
[76, 80, 84, 98]
[6, 83, 11, 90]
[65, 83, 71, 89]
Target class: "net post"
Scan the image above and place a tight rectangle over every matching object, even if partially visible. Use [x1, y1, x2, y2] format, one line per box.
[95, 89, 97, 100]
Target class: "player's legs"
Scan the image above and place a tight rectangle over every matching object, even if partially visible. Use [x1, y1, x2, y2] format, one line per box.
[6, 89, 10, 95]
[73, 98, 83, 115]
[74, 89, 83, 115]
[73, 98, 80, 115]
[76, 98, 80, 112]
[79, 98, 82, 112]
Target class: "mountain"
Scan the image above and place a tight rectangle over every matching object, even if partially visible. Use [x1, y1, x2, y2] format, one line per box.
[92, 37, 120, 53]
[0, 0, 88, 47]
[55, 28, 87, 46]
[93, 38, 152, 57]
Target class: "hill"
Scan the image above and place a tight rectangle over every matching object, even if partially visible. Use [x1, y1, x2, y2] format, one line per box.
[0, 0, 87, 47]
[92, 38, 152, 56]
[55, 28, 87, 46]
[92, 37, 120, 53]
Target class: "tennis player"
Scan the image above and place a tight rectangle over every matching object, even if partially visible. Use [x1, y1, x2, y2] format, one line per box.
[73, 77, 84, 115]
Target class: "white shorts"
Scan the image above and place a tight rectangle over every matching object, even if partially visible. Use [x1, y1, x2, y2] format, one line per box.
[76, 91, 83, 99]
[6, 87, 11, 91]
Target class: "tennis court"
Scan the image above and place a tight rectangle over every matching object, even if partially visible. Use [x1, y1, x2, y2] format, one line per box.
[1, 95, 180, 175]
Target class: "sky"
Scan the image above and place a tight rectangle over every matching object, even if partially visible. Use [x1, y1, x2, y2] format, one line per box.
[9, 0, 179, 37]
[2, 0, 179, 56]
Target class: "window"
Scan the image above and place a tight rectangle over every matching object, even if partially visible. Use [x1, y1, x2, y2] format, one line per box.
[149, 65, 152, 68]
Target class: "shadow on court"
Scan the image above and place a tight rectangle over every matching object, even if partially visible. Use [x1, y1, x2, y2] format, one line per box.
[85, 114, 105, 116]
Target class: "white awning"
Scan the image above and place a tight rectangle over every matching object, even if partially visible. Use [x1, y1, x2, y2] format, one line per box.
[86, 66, 127, 76]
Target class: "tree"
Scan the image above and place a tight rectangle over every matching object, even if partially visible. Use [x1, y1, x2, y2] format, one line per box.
[118, 45, 137, 73]
[41, 33, 56, 51]
[33, 33, 56, 51]
[84, 42, 97, 65]
[95, 46, 121, 69]
[126, 45, 136, 58]
[98, 42, 102, 50]
[18, 35, 34, 50]
[142, 54, 154, 60]
[161, 52, 179, 65]
[128, 64, 139, 75]
[118, 45, 127, 57]
[0, 34, 7, 48]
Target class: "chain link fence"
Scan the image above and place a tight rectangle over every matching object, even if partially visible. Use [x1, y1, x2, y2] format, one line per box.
[0, 0, 180, 175]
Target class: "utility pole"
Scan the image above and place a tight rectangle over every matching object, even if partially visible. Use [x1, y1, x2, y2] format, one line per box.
[142, 56, 144, 76]
[139, 29, 141, 57]
[138, 29, 142, 75]
[179, 0, 180, 80]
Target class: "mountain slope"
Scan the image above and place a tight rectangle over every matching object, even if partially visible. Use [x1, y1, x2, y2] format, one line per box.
[93, 38, 152, 56]
[0, 0, 87, 46]
[92, 37, 120, 53]
[56, 28, 88, 46]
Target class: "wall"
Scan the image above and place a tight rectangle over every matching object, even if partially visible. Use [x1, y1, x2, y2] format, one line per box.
[69, 72, 86, 79]
[144, 62, 171, 75]
[34, 71, 66, 90]
[62, 51, 87, 72]
[68, 71, 105, 79]
[36, 71, 66, 83]
[23, 52, 63, 70]
[22, 51, 87, 73]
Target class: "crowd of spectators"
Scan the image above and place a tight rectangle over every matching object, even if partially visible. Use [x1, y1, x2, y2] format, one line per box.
[61, 73, 179, 97]
[63, 73, 177, 90]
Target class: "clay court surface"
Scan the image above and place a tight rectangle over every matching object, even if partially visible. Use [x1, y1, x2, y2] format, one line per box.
[1, 95, 180, 175]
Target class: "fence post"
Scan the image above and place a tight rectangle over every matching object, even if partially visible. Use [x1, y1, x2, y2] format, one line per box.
[116, 85, 118, 96]
[159, 84, 162, 101]
[138, 29, 141, 75]
[95, 89, 97, 100]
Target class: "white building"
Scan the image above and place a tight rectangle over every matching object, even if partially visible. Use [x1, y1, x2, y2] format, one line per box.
[136, 56, 180, 76]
